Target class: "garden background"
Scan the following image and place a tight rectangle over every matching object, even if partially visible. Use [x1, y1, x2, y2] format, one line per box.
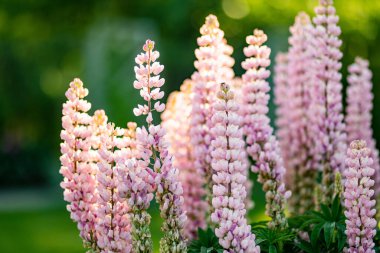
[1, 0, 380, 252]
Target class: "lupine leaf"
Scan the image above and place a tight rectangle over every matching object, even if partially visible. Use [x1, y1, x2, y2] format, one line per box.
[324, 222, 335, 247]
[311, 223, 323, 248]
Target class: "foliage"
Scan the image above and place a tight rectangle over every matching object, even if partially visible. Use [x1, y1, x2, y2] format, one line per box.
[188, 228, 223, 253]
[289, 196, 347, 253]
[251, 221, 297, 253]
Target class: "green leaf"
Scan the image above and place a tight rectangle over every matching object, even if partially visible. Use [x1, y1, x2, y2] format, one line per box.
[296, 240, 314, 253]
[269, 245, 277, 253]
[331, 196, 342, 220]
[320, 204, 332, 221]
[311, 223, 323, 248]
[324, 222, 335, 247]
[337, 227, 346, 251]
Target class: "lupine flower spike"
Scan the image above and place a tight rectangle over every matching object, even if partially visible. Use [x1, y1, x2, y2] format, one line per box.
[346, 57, 380, 219]
[94, 110, 132, 253]
[231, 77, 254, 210]
[60, 78, 99, 251]
[190, 14, 235, 224]
[344, 140, 377, 253]
[162, 79, 207, 240]
[132, 39, 187, 252]
[241, 29, 290, 229]
[308, 0, 346, 206]
[274, 52, 290, 177]
[211, 83, 260, 253]
[117, 119, 153, 253]
[286, 12, 317, 215]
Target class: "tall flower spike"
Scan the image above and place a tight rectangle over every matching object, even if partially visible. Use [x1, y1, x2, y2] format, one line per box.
[94, 111, 132, 253]
[231, 77, 254, 210]
[344, 140, 377, 253]
[274, 52, 290, 174]
[190, 14, 235, 224]
[132, 39, 187, 252]
[309, 0, 346, 205]
[211, 83, 260, 253]
[286, 12, 318, 215]
[161, 79, 207, 240]
[241, 29, 290, 229]
[60, 78, 99, 251]
[117, 122, 154, 253]
[346, 57, 380, 218]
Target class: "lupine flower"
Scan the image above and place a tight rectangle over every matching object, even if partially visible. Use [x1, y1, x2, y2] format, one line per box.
[274, 52, 290, 173]
[60, 78, 99, 250]
[231, 77, 254, 210]
[346, 57, 380, 218]
[129, 39, 187, 252]
[161, 79, 207, 240]
[94, 110, 132, 253]
[344, 140, 377, 253]
[285, 12, 318, 214]
[308, 0, 346, 205]
[241, 29, 290, 229]
[190, 14, 235, 222]
[210, 83, 260, 253]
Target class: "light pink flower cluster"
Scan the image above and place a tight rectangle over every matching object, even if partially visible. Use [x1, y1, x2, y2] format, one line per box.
[346, 57, 380, 212]
[231, 77, 254, 210]
[241, 29, 290, 228]
[285, 12, 318, 214]
[210, 83, 259, 253]
[344, 140, 377, 253]
[161, 79, 206, 240]
[130, 39, 187, 252]
[94, 110, 133, 253]
[190, 14, 235, 220]
[308, 0, 346, 205]
[60, 78, 99, 250]
[274, 52, 290, 173]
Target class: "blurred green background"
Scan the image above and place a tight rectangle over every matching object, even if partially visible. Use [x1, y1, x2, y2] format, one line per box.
[1, 0, 380, 252]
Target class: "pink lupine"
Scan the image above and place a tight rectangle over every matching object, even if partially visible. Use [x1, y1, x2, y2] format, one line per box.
[231, 77, 254, 210]
[190, 14, 235, 222]
[60, 78, 99, 250]
[210, 83, 260, 253]
[241, 29, 290, 229]
[274, 52, 290, 173]
[308, 0, 346, 205]
[94, 110, 132, 253]
[130, 39, 187, 252]
[286, 12, 318, 214]
[346, 57, 380, 217]
[161, 79, 207, 240]
[344, 140, 377, 253]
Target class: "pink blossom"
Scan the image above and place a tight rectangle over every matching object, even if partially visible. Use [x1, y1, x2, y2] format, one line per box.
[308, 0, 346, 205]
[344, 140, 377, 253]
[231, 77, 254, 210]
[93, 111, 133, 253]
[241, 29, 290, 229]
[346, 57, 380, 213]
[278, 12, 318, 215]
[190, 14, 235, 226]
[210, 83, 260, 253]
[161, 79, 207, 240]
[60, 78, 99, 250]
[122, 39, 187, 252]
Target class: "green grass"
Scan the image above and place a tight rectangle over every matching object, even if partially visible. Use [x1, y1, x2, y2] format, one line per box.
[0, 203, 163, 253]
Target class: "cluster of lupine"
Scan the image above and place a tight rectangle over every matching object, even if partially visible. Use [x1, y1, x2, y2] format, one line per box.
[59, 0, 379, 252]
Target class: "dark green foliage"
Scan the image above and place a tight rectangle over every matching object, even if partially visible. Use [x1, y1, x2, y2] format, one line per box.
[251, 221, 297, 253]
[290, 196, 347, 253]
[188, 228, 223, 253]
[375, 228, 380, 253]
